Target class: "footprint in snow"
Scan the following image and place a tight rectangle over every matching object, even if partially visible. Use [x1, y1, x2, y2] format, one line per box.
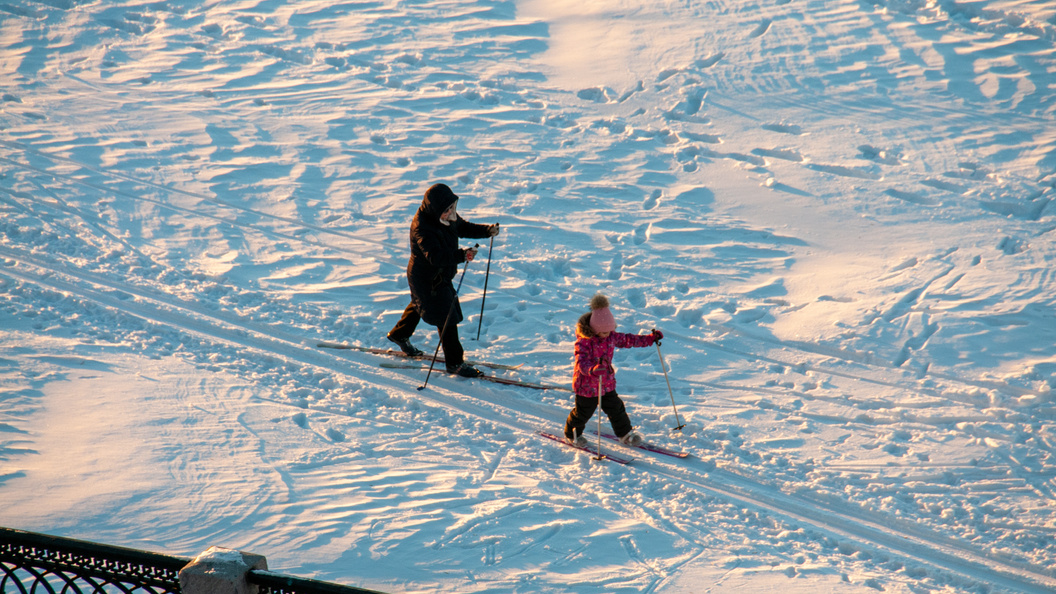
[885, 189, 938, 206]
[902, 319, 940, 354]
[806, 163, 881, 180]
[682, 131, 721, 144]
[643, 189, 661, 210]
[259, 44, 311, 65]
[676, 307, 702, 328]
[607, 253, 623, 281]
[944, 162, 991, 181]
[981, 197, 1050, 220]
[673, 186, 715, 209]
[762, 122, 805, 135]
[695, 53, 725, 69]
[591, 118, 627, 134]
[724, 151, 766, 167]
[577, 87, 612, 103]
[664, 89, 707, 120]
[395, 53, 422, 66]
[656, 68, 682, 83]
[626, 288, 646, 309]
[889, 257, 919, 273]
[205, 123, 239, 148]
[858, 145, 904, 165]
[616, 81, 644, 103]
[998, 236, 1029, 255]
[748, 19, 772, 39]
[677, 155, 700, 171]
[751, 147, 803, 162]
[921, 178, 968, 194]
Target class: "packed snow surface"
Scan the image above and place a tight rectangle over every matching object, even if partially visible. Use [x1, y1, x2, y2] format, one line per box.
[2, 0, 1056, 592]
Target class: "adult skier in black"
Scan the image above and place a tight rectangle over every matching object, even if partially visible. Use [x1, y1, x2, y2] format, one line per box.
[386, 183, 499, 377]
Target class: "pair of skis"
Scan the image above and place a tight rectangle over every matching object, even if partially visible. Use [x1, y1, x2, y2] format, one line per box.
[538, 431, 689, 464]
[379, 362, 570, 391]
[318, 341, 569, 391]
[318, 341, 687, 462]
[316, 342, 523, 371]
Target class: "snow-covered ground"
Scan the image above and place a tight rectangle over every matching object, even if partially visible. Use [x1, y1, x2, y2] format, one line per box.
[2, 0, 1056, 592]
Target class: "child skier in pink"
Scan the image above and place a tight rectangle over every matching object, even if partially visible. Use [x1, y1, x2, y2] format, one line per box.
[564, 293, 663, 448]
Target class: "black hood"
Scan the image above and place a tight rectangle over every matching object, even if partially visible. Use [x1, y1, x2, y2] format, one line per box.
[420, 183, 459, 220]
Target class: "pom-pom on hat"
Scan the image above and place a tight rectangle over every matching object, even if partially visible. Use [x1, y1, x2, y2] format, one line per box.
[589, 293, 616, 334]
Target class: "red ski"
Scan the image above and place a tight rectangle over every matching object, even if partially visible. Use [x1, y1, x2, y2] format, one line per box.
[599, 432, 690, 458]
[539, 431, 632, 464]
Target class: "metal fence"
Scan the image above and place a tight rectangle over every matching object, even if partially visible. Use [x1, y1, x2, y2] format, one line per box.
[0, 527, 187, 594]
[0, 527, 385, 594]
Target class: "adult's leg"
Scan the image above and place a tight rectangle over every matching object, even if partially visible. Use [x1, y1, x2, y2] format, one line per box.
[564, 395, 599, 440]
[388, 302, 420, 340]
[600, 391, 633, 438]
[439, 321, 465, 368]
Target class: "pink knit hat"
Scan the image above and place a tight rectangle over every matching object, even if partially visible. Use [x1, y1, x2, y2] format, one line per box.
[589, 294, 616, 333]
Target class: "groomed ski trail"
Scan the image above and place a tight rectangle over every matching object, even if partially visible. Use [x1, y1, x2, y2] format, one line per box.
[2, 146, 1041, 407]
[2, 245, 1054, 593]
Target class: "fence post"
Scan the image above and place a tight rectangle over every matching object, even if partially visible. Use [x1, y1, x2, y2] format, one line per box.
[179, 546, 268, 594]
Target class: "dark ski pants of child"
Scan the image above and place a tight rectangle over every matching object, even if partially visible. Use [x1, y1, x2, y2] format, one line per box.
[565, 391, 632, 440]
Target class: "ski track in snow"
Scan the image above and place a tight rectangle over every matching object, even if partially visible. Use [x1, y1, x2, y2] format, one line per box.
[2, 0, 1056, 592]
[2, 230, 1055, 592]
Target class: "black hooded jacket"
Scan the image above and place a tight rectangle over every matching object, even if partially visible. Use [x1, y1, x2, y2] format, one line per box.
[407, 183, 492, 326]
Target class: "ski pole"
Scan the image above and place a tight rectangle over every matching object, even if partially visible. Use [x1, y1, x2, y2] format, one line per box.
[475, 233, 495, 341]
[418, 244, 478, 391]
[654, 332, 685, 431]
[594, 377, 605, 461]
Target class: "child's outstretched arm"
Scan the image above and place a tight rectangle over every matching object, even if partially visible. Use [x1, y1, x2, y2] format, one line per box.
[613, 329, 663, 349]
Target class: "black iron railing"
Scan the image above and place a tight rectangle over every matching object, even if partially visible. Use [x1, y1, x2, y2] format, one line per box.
[0, 527, 387, 594]
[0, 527, 188, 593]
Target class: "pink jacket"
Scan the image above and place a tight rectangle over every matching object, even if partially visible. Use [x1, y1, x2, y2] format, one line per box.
[573, 314, 657, 398]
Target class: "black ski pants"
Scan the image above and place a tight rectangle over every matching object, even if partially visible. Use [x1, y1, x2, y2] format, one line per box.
[389, 302, 464, 368]
[564, 391, 632, 440]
